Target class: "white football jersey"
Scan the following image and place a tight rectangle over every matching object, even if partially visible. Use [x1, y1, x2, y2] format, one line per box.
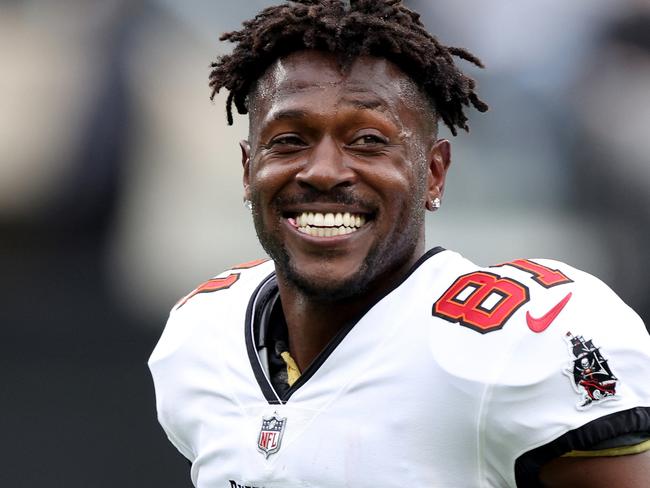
[149, 248, 650, 487]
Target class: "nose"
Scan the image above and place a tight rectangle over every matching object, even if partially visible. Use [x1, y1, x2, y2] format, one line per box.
[295, 136, 356, 191]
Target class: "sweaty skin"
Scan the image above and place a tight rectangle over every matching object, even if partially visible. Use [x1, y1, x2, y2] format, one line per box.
[241, 50, 450, 371]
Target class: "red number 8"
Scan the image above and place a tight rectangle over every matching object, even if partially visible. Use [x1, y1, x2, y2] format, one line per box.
[433, 271, 530, 333]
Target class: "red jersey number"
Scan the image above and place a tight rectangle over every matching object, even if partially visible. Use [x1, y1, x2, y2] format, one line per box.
[175, 258, 268, 310]
[175, 274, 240, 309]
[496, 259, 572, 288]
[433, 272, 530, 333]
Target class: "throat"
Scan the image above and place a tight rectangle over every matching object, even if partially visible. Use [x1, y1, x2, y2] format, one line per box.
[276, 285, 369, 372]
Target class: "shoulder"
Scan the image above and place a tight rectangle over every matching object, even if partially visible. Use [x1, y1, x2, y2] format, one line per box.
[493, 257, 647, 341]
[148, 257, 274, 367]
[147, 258, 274, 459]
[448, 257, 650, 486]
[173, 257, 273, 313]
[477, 257, 649, 397]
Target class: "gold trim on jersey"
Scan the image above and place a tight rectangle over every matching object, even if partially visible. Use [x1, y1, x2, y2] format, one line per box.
[280, 351, 302, 387]
[562, 438, 650, 458]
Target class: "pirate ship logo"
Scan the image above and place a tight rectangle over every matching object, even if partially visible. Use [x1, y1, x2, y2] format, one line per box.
[257, 413, 286, 458]
[563, 332, 618, 410]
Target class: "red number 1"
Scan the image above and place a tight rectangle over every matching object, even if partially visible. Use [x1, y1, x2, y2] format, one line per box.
[496, 259, 572, 288]
[175, 274, 240, 309]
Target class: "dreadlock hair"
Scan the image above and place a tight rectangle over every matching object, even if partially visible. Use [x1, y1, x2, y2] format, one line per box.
[209, 0, 488, 135]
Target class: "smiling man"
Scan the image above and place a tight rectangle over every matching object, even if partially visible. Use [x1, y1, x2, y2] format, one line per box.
[148, 1, 650, 487]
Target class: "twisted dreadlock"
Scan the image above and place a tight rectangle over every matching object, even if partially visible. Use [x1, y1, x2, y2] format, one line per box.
[209, 0, 488, 135]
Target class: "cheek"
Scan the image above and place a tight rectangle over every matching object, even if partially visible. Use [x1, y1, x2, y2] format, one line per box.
[378, 168, 426, 224]
[250, 163, 296, 200]
[362, 162, 419, 201]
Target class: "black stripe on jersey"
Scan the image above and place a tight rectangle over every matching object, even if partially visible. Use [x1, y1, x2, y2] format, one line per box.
[515, 406, 650, 487]
[245, 247, 447, 405]
[245, 272, 282, 405]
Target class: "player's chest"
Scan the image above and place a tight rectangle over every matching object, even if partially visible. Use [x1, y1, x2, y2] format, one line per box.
[182, 320, 487, 487]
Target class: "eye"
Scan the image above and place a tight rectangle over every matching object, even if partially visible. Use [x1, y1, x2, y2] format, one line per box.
[349, 134, 388, 146]
[261, 134, 308, 155]
[266, 135, 307, 148]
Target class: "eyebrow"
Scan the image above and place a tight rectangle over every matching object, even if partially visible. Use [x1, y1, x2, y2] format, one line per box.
[345, 98, 386, 111]
[269, 109, 310, 122]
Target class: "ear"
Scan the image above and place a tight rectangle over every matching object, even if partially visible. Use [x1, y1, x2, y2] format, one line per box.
[240, 140, 252, 201]
[426, 139, 451, 205]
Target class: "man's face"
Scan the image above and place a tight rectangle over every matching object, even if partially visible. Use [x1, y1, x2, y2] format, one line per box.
[243, 50, 449, 301]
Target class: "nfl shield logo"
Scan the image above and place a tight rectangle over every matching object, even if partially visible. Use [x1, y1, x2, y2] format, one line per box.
[257, 414, 287, 458]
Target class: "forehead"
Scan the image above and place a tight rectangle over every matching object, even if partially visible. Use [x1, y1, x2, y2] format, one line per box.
[249, 50, 429, 128]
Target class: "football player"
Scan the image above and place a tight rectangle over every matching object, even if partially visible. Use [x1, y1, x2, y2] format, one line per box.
[149, 1, 650, 486]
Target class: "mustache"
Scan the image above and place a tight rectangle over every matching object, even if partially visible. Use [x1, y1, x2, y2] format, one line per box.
[273, 188, 376, 209]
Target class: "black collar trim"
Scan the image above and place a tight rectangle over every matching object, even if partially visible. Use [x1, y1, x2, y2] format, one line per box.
[244, 272, 282, 405]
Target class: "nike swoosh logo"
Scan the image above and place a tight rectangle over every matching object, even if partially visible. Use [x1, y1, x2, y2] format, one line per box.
[526, 292, 573, 333]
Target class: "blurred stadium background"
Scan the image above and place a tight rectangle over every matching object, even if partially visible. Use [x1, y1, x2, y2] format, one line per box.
[1, 0, 648, 486]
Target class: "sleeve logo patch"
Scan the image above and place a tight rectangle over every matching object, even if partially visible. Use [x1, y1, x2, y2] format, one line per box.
[564, 332, 619, 410]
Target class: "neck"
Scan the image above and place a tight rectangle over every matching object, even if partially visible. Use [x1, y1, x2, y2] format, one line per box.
[275, 247, 424, 371]
[274, 286, 367, 372]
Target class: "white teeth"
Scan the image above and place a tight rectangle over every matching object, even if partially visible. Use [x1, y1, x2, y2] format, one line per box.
[294, 211, 369, 237]
[297, 225, 360, 237]
[295, 212, 366, 227]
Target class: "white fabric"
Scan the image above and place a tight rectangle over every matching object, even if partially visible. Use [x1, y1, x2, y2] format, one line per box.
[149, 250, 650, 487]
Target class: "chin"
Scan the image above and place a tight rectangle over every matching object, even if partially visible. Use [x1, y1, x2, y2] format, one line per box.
[283, 263, 372, 302]
[255, 209, 421, 302]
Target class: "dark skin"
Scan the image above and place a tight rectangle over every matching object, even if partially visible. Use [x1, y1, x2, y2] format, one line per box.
[539, 450, 650, 487]
[239, 50, 649, 487]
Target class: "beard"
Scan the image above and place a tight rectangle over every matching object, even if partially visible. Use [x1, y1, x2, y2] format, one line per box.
[250, 186, 425, 303]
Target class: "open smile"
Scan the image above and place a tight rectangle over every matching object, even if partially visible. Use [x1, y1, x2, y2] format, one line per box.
[285, 211, 371, 237]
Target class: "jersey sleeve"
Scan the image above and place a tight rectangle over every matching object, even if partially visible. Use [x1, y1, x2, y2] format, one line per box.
[480, 260, 650, 487]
